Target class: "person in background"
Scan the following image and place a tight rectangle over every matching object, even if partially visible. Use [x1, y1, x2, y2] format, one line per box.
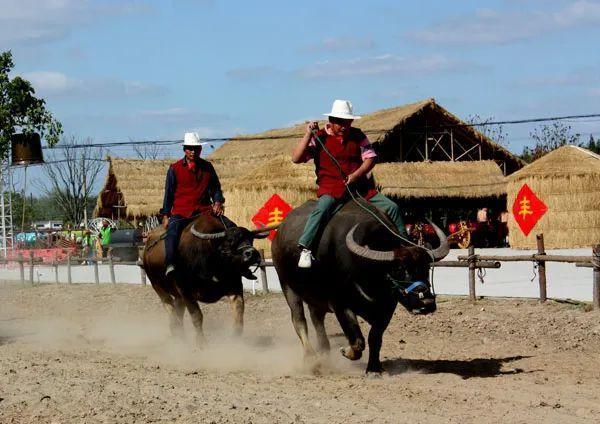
[98, 219, 114, 258]
[80, 229, 94, 265]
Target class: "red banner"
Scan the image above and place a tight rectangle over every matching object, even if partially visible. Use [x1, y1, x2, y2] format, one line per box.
[512, 184, 547, 236]
[251, 194, 292, 241]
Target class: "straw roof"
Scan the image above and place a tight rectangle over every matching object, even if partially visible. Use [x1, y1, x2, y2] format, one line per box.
[95, 157, 174, 219]
[374, 160, 506, 199]
[507, 145, 600, 248]
[209, 98, 523, 179]
[509, 145, 600, 180]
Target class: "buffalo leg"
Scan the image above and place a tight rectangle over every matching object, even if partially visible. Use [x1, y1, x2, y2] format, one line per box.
[151, 281, 185, 338]
[228, 293, 244, 336]
[181, 296, 206, 347]
[282, 285, 315, 358]
[366, 306, 395, 374]
[308, 305, 330, 354]
[333, 307, 365, 361]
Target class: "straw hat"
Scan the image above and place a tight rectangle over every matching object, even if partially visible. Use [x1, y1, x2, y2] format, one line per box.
[323, 100, 361, 120]
[182, 132, 202, 147]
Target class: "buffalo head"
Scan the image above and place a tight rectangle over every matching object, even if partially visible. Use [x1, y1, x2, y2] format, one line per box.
[345, 220, 449, 315]
[189, 223, 278, 272]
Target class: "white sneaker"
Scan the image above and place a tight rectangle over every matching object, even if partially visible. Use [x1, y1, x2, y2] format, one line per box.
[298, 249, 313, 268]
[165, 264, 176, 277]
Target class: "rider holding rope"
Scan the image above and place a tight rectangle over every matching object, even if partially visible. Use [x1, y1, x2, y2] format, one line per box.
[291, 100, 408, 268]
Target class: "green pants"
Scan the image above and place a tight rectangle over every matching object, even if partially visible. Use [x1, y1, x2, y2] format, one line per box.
[298, 193, 406, 249]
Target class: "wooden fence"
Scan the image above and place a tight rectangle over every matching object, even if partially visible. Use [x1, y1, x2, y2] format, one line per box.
[1, 234, 599, 309]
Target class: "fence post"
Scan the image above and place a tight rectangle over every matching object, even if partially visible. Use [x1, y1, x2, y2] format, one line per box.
[67, 253, 72, 285]
[28, 251, 34, 285]
[53, 252, 59, 284]
[468, 245, 476, 302]
[258, 249, 269, 294]
[593, 244, 600, 311]
[536, 234, 547, 302]
[108, 252, 116, 284]
[18, 253, 24, 284]
[93, 257, 99, 285]
[140, 266, 147, 285]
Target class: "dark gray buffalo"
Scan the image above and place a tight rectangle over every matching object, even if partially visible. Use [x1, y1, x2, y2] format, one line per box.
[272, 199, 449, 374]
[143, 215, 273, 345]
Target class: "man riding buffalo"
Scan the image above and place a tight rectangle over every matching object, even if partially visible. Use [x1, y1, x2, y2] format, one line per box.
[291, 99, 409, 269]
[143, 132, 270, 344]
[274, 100, 449, 374]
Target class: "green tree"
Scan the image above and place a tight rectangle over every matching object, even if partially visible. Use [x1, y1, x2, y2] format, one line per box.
[0, 50, 62, 161]
[520, 121, 581, 162]
[586, 134, 599, 155]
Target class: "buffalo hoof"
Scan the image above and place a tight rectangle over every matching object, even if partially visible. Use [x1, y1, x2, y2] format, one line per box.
[365, 371, 384, 379]
[340, 346, 362, 361]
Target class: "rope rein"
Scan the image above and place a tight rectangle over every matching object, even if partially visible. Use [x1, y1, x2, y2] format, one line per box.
[310, 129, 436, 256]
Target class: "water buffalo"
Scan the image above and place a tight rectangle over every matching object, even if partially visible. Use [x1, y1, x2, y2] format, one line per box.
[271, 199, 449, 374]
[142, 214, 273, 345]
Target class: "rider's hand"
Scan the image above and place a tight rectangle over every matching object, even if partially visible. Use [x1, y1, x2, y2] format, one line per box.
[305, 121, 319, 136]
[345, 172, 359, 185]
[162, 215, 169, 229]
[212, 202, 224, 216]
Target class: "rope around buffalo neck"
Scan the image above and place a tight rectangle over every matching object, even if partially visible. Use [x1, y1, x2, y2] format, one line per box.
[310, 129, 436, 256]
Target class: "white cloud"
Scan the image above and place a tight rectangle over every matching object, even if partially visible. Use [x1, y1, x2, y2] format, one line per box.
[409, 1, 600, 45]
[21, 70, 168, 99]
[0, 0, 148, 47]
[513, 66, 600, 88]
[300, 54, 480, 79]
[301, 36, 376, 53]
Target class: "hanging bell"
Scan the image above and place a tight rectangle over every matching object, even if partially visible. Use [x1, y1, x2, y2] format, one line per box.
[11, 133, 44, 166]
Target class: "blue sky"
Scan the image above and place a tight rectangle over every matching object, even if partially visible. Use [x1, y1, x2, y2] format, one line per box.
[3, 0, 600, 163]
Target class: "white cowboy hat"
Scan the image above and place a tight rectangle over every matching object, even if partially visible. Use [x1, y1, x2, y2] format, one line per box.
[182, 132, 202, 147]
[323, 99, 361, 120]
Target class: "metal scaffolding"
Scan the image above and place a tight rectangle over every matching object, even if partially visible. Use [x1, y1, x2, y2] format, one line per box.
[0, 161, 14, 257]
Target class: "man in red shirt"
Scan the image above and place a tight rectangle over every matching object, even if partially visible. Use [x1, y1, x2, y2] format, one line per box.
[292, 100, 407, 268]
[160, 132, 227, 277]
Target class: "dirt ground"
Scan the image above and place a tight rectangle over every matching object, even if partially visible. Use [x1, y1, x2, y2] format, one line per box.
[1, 283, 599, 423]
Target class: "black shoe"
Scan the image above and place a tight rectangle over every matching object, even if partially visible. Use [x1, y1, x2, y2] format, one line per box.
[241, 269, 257, 280]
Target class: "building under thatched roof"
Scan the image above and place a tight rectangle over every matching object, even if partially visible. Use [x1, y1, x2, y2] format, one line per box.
[210, 98, 524, 177]
[507, 145, 600, 249]
[95, 158, 173, 220]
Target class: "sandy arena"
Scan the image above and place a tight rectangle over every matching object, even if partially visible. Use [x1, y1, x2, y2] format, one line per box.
[1, 283, 599, 423]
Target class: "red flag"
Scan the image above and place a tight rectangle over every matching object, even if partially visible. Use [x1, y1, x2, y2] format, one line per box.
[512, 184, 547, 236]
[251, 194, 292, 241]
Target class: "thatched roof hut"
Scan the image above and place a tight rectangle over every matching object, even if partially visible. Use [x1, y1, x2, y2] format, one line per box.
[95, 158, 173, 220]
[507, 145, 600, 248]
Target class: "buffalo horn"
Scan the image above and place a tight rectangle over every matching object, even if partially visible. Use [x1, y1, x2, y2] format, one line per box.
[345, 224, 395, 262]
[190, 224, 226, 240]
[426, 219, 450, 262]
[250, 224, 280, 239]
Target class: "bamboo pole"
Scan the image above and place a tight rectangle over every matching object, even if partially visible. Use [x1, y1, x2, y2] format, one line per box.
[67, 253, 72, 285]
[93, 258, 99, 285]
[457, 254, 593, 263]
[28, 251, 34, 285]
[18, 253, 24, 284]
[468, 245, 476, 302]
[536, 234, 547, 302]
[53, 252, 59, 284]
[108, 251, 116, 284]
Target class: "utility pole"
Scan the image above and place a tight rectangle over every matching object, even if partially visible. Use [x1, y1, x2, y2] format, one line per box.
[82, 156, 88, 230]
